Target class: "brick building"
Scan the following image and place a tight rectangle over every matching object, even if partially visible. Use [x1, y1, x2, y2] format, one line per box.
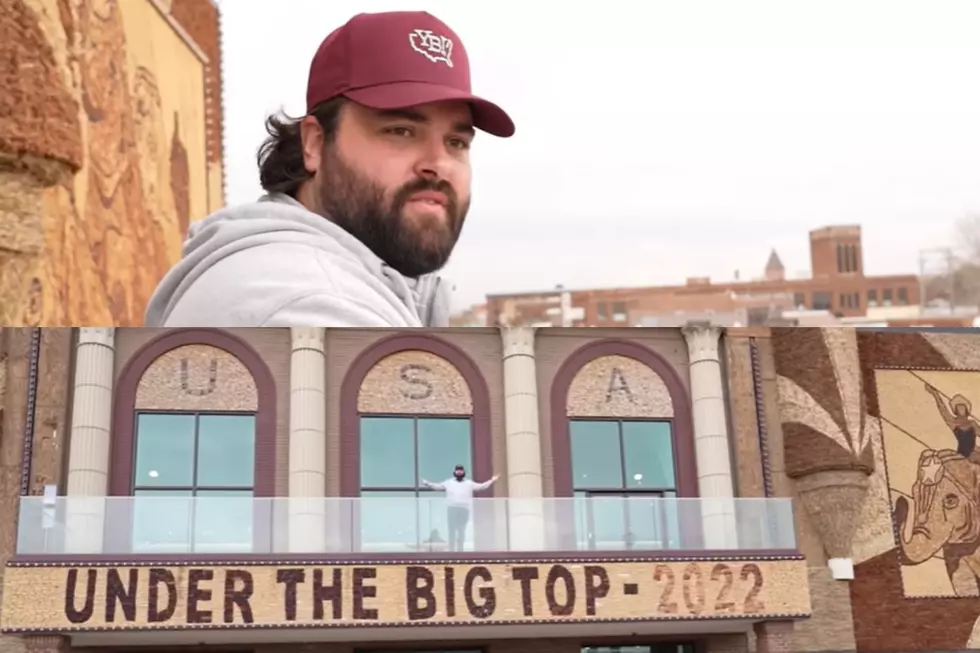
[478, 225, 920, 327]
[2, 326, 979, 653]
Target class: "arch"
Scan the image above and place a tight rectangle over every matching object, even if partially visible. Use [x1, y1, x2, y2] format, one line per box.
[339, 333, 493, 497]
[109, 328, 277, 497]
[550, 338, 698, 497]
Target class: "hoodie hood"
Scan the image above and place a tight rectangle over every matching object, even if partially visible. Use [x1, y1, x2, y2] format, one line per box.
[145, 193, 453, 327]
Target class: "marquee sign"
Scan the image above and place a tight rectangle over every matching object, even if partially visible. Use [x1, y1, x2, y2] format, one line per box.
[0, 558, 810, 632]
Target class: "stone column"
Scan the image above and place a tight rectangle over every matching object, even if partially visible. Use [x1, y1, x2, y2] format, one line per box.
[65, 328, 116, 554]
[288, 328, 327, 553]
[682, 323, 737, 549]
[501, 327, 546, 551]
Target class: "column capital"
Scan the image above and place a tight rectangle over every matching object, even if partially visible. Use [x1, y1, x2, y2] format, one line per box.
[77, 327, 115, 347]
[291, 327, 325, 352]
[682, 321, 722, 362]
[501, 326, 536, 358]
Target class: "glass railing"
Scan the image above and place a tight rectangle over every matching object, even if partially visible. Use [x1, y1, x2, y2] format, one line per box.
[14, 495, 796, 555]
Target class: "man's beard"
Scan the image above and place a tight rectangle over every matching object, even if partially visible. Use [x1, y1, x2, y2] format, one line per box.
[314, 145, 469, 278]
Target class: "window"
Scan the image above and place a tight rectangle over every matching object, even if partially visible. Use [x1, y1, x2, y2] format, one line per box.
[611, 302, 628, 322]
[867, 289, 878, 305]
[360, 416, 472, 552]
[793, 292, 806, 309]
[131, 412, 255, 553]
[837, 243, 859, 273]
[812, 291, 832, 311]
[570, 419, 680, 550]
[883, 288, 893, 305]
[898, 287, 909, 305]
[839, 293, 849, 309]
[848, 244, 859, 272]
[597, 302, 608, 321]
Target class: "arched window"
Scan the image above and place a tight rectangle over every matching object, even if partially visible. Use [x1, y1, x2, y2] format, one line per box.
[340, 335, 493, 553]
[551, 340, 696, 551]
[110, 329, 277, 554]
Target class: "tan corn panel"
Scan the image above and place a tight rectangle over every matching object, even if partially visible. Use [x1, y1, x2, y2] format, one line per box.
[357, 350, 473, 415]
[1, 558, 810, 632]
[566, 355, 674, 418]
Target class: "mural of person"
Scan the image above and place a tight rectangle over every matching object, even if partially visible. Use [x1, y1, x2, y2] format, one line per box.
[925, 382, 980, 461]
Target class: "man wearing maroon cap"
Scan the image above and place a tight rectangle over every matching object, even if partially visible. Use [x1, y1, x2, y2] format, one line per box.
[145, 11, 514, 328]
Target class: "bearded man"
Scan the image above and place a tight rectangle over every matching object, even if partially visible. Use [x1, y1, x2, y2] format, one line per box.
[145, 10, 514, 327]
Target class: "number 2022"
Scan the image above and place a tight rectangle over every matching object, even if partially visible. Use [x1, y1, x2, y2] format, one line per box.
[653, 563, 764, 615]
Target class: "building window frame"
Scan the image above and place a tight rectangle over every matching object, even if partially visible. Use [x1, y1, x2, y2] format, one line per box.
[340, 335, 494, 552]
[358, 413, 476, 552]
[130, 409, 257, 553]
[550, 339, 697, 498]
[109, 329, 278, 555]
[339, 334, 494, 497]
[130, 410, 257, 494]
[569, 417, 679, 550]
[812, 291, 832, 311]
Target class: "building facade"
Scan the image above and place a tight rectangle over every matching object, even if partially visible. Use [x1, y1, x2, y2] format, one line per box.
[474, 225, 921, 328]
[0, 0, 223, 326]
[0, 326, 977, 652]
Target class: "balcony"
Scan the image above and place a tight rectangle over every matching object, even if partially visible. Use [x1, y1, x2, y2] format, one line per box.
[14, 495, 796, 556]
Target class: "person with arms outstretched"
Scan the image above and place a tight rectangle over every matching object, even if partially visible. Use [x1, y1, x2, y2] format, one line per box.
[421, 465, 498, 551]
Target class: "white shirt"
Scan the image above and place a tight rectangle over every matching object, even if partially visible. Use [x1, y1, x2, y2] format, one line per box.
[422, 477, 496, 508]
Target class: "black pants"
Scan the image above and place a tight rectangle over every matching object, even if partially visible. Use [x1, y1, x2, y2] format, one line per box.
[447, 506, 470, 551]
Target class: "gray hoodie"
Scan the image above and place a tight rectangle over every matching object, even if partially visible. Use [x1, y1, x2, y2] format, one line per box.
[144, 193, 453, 327]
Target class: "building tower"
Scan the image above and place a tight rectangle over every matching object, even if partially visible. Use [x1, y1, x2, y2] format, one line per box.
[764, 249, 785, 282]
[809, 225, 864, 279]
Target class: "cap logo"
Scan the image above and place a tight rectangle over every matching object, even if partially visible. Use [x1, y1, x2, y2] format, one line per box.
[409, 29, 454, 68]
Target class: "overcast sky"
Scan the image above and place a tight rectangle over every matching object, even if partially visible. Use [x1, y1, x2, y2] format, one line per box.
[218, 0, 980, 310]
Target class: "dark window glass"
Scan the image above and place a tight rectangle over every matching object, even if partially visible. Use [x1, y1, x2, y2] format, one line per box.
[622, 421, 675, 488]
[570, 420, 622, 488]
[417, 418, 472, 485]
[131, 412, 255, 553]
[197, 415, 255, 487]
[812, 292, 832, 310]
[359, 416, 473, 552]
[569, 419, 679, 551]
[868, 289, 877, 303]
[361, 416, 415, 488]
[133, 414, 195, 487]
[898, 287, 909, 305]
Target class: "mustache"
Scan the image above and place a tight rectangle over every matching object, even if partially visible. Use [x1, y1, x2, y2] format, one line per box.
[393, 177, 460, 217]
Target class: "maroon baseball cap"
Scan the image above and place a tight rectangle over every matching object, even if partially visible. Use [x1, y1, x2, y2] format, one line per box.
[306, 11, 515, 138]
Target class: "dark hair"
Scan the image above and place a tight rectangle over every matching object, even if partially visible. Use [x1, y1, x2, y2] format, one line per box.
[256, 97, 346, 197]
